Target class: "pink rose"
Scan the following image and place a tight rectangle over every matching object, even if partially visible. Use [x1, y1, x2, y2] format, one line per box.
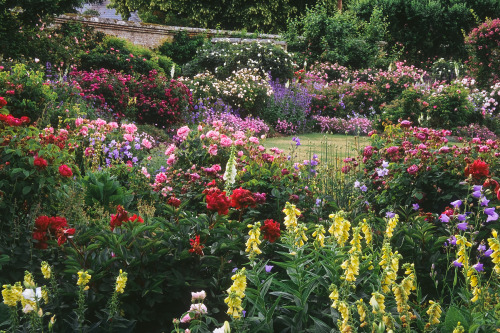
[177, 126, 191, 140]
[407, 164, 419, 175]
[208, 144, 218, 156]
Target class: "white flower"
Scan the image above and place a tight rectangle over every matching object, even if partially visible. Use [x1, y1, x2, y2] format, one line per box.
[191, 290, 206, 301]
[22, 287, 42, 302]
[189, 303, 207, 314]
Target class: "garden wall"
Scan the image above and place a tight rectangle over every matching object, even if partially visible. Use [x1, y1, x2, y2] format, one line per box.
[54, 15, 287, 49]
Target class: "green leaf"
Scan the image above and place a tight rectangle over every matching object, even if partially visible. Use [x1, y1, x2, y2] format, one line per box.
[444, 306, 468, 333]
[22, 185, 32, 195]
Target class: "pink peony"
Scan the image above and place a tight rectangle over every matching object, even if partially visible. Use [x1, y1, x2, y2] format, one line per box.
[220, 135, 233, 147]
[407, 164, 419, 175]
[164, 144, 176, 156]
[208, 144, 218, 156]
[177, 126, 191, 140]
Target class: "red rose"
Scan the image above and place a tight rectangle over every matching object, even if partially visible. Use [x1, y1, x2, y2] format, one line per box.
[167, 197, 181, 208]
[260, 219, 281, 243]
[49, 216, 68, 232]
[205, 187, 230, 215]
[59, 164, 73, 177]
[465, 159, 489, 179]
[35, 216, 51, 231]
[0, 97, 7, 108]
[33, 156, 48, 170]
[230, 187, 256, 210]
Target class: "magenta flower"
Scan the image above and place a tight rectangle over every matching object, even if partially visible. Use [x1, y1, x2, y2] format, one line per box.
[407, 164, 419, 175]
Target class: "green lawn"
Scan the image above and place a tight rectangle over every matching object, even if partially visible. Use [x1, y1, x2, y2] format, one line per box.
[262, 133, 370, 164]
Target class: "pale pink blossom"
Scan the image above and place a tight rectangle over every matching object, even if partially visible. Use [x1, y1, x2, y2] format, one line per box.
[220, 135, 233, 147]
[142, 138, 152, 149]
[165, 144, 176, 156]
[208, 144, 218, 156]
[249, 136, 259, 144]
[167, 154, 176, 165]
[177, 126, 191, 140]
[123, 134, 134, 142]
[238, 151, 244, 157]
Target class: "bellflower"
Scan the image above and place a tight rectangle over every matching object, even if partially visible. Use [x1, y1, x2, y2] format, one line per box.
[457, 214, 466, 221]
[412, 203, 420, 210]
[453, 260, 463, 267]
[484, 207, 498, 222]
[480, 197, 490, 206]
[439, 214, 450, 223]
[360, 185, 367, 192]
[265, 265, 274, 273]
[450, 200, 462, 208]
[473, 262, 484, 272]
[457, 222, 468, 231]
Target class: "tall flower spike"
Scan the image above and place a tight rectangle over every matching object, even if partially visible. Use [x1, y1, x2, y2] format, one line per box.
[245, 222, 262, 260]
[224, 268, 247, 319]
[77, 271, 91, 286]
[41, 261, 51, 280]
[312, 224, 326, 248]
[223, 145, 237, 191]
[487, 229, 500, 274]
[283, 202, 301, 230]
[115, 270, 128, 294]
[426, 300, 442, 326]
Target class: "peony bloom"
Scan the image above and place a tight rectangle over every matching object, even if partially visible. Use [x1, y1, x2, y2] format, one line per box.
[177, 126, 191, 140]
[465, 159, 489, 179]
[58, 165, 73, 178]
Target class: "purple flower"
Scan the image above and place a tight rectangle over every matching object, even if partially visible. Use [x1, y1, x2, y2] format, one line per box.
[473, 185, 483, 192]
[480, 197, 490, 206]
[457, 222, 468, 231]
[473, 262, 484, 272]
[354, 181, 360, 188]
[450, 200, 462, 208]
[315, 198, 322, 207]
[485, 207, 498, 222]
[457, 214, 466, 221]
[134, 143, 141, 150]
[232, 267, 238, 272]
[439, 214, 450, 223]
[381, 160, 389, 168]
[360, 185, 368, 192]
[412, 203, 420, 210]
[448, 236, 457, 246]
[484, 249, 493, 257]
[478, 244, 486, 252]
[453, 260, 463, 267]
[265, 265, 274, 273]
[386, 212, 396, 219]
[472, 190, 482, 198]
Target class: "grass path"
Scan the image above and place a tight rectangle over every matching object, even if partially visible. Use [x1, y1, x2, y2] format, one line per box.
[262, 133, 370, 163]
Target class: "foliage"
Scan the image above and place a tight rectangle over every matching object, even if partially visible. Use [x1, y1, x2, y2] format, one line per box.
[349, 0, 500, 63]
[109, 0, 316, 33]
[157, 31, 208, 66]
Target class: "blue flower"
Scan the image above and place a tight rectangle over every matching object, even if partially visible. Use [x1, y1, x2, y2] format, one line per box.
[360, 185, 368, 192]
[457, 222, 468, 231]
[265, 265, 274, 273]
[386, 212, 395, 219]
[473, 262, 484, 272]
[453, 260, 462, 267]
[412, 203, 420, 210]
[450, 200, 462, 208]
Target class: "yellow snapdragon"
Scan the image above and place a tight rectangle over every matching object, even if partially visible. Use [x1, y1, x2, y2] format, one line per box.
[245, 222, 262, 259]
[115, 270, 128, 294]
[77, 271, 91, 287]
[224, 268, 246, 319]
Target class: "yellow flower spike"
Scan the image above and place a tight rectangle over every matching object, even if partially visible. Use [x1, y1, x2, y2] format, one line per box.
[349, 227, 362, 254]
[224, 268, 247, 319]
[329, 284, 339, 308]
[41, 261, 51, 280]
[426, 300, 442, 325]
[24, 271, 35, 288]
[385, 214, 399, 239]
[370, 292, 385, 314]
[360, 219, 372, 246]
[453, 322, 465, 333]
[357, 299, 368, 327]
[77, 271, 91, 286]
[2, 284, 20, 307]
[115, 270, 128, 294]
[329, 211, 351, 247]
[283, 202, 301, 230]
[488, 232, 500, 274]
[312, 224, 326, 248]
[245, 222, 262, 259]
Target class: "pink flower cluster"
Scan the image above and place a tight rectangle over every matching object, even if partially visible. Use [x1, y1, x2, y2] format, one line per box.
[313, 115, 373, 135]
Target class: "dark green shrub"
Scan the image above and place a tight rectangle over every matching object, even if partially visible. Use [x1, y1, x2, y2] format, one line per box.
[381, 88, 428, 125]
[157, 31, 207, 65]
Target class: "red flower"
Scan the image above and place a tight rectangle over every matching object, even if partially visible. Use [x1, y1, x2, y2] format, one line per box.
[56, 228, 75, 246]
[204, 187, 230, 215]
[167, 196, 181, 208]
[230, 187, 256, 210]
[0, 97, 7, 108]
[49, 216, 68, 232]
[260, 219, 281, 243]
[35, 216, 51, 231]
[33, 156, 48, 170]
[59, 164, 73, 177]
[110, 205, 129, 230]
[128, 214, 144, 223]
[189, 235, 204, 256]
[465, 159, 489, 179]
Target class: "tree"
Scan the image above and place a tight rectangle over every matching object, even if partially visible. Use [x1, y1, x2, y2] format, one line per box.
[109, 0, 318, 33]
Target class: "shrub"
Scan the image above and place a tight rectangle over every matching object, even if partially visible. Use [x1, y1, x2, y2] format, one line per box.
[381, 87, 429, 125]
[79, 36, 180, 76]
[465, 18, 500, 88]
[313, 115, 373, 135]
[183, 41, 295, 81]
[0, 64, 57, 121]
